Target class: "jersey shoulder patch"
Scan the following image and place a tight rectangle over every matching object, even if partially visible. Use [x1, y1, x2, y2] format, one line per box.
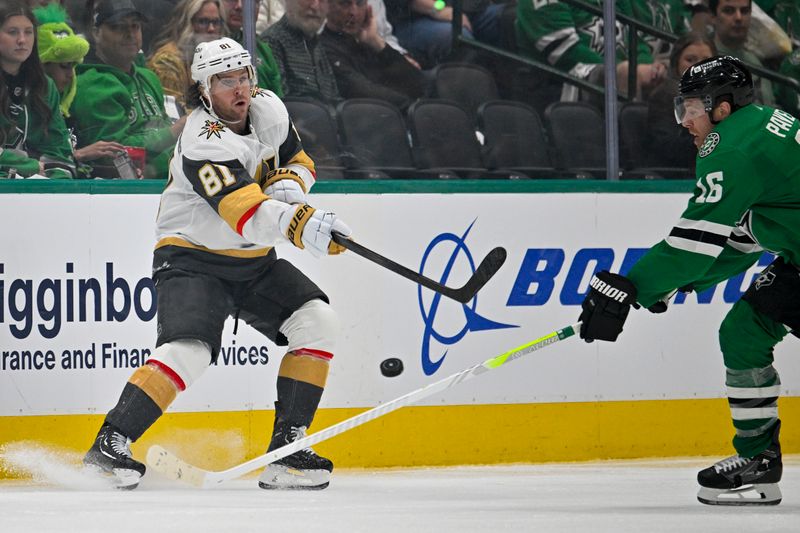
[698, 132, 720, 158]
[251, 87, 271, 99]
[198, 119, 228, 140]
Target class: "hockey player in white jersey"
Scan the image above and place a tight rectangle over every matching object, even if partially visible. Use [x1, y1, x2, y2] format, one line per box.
[83, 37, 351, 490]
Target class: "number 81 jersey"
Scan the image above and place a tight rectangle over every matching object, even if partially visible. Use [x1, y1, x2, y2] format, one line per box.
[626, 105, 800, 308]
[154, 89, 315, 279]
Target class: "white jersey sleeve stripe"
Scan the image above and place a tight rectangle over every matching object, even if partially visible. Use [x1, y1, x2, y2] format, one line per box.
[547, 32, 580, 66]
[664, 235, 724, 257]
[674, 217, 733, 235]
[535, 27, 576, 52]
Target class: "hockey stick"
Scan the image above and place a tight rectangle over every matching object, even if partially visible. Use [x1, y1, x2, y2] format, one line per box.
[331, 233, 506, 304]
[146, 321, 582, 488]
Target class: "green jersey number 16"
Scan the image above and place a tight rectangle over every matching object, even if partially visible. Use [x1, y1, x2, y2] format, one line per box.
[695, 171, 724, 204]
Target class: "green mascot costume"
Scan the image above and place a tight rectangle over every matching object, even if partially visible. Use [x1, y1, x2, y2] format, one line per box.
[34, 4, 90, 117]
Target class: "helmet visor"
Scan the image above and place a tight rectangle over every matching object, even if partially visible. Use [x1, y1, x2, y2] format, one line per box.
[208, 67, 256, 95]
[673, 96, 708, 125]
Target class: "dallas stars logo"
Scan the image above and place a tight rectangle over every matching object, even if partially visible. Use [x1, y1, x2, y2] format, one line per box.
[699, 132, 720, 158]
[199, 119, 226, 139]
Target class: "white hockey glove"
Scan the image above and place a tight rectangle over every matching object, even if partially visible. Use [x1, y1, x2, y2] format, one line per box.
[280, 204, 352, 258]
[263, 168, 307, 204]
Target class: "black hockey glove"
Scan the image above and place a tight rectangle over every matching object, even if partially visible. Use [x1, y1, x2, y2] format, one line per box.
[579, 271, 638, 342]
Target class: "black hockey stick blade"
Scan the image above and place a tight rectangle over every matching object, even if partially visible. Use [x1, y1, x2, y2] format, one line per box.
[332, 233, 506, 303]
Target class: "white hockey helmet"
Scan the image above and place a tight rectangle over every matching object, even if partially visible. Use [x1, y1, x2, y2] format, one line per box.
[191, 37, 254, 90]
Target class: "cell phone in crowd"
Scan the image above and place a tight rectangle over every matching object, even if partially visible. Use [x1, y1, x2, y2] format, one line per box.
[114, 147, 146, 179]
[113, 150, 138, 180]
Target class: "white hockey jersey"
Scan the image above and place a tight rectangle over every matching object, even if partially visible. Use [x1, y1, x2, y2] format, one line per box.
[153, 89, 315, 279]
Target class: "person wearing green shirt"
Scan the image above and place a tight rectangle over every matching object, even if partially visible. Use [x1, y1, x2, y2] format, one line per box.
[515, 0, 666, 101]
[0, 1, 74, 179]
[632, 0, 694, 59]
[775, 47, 800, 115]
[71, 0, 186, 179]
[578, 56, 798, 506]
[757, 0, 800, 44]
[765, 0, 800, 115]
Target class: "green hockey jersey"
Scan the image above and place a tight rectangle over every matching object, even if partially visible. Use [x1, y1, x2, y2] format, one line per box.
[758, 0, 800, 44]
[515, 0, 654, 79]
[776, 48, 800, 116]
[626, 104, 800, 307]
[632, 0, 693, 58]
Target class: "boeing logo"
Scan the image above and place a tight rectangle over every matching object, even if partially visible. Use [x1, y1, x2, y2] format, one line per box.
[418, 221, 517, 376]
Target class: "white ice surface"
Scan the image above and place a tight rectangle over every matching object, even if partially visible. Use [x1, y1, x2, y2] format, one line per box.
[1, 457, 798, 533]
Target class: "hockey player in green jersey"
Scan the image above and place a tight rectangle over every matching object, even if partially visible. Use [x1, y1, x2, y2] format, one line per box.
[578, 56, 799, 506]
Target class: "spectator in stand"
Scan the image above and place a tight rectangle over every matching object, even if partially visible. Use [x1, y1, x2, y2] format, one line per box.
[34, 3, 86, 118]
[0, 0, 75, 178]
[35, 3, 128, 177]
[775, 47, 799, 115]
[148, 0, 224, 114]
[261, 0, 340, 103]
[710, 0, 775, 105]
[762, 0, 800, 114]
[71, 0, 186, 179]
[755, 0, 798, 52]
[645, 31, 715, 172]
[256, 0, 284, 33]
[384, 0, 503, 69]
[369, 0, 420, 68]
[516, 0, 666, 102]
[321, 0, 427, 109]
[256, 0, 420, 71]
[222, 0, 282, 95]
[633, 0, 705, 60]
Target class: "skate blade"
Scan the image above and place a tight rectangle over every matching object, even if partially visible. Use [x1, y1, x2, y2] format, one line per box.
[697, 484, 782, 506]
[257, 464, 330, 491]
[83, 464, 141, 490]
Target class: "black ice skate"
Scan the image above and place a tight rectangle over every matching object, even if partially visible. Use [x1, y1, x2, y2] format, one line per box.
[83, 425, 146, 490]
[258, 424, 333, 490]
[697, 421, 782, 506]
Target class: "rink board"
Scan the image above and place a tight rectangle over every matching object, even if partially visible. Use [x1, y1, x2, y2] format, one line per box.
[1, 183, 797, 475]
[2, 399, 799, 471]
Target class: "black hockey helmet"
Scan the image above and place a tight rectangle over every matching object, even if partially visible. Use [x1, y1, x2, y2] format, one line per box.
[674, 55, 754, 123]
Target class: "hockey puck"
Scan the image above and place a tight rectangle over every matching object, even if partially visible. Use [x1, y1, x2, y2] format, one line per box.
[380, 358, 404, 378]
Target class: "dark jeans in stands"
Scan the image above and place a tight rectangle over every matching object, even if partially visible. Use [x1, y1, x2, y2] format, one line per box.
[394, 3, 503, 69]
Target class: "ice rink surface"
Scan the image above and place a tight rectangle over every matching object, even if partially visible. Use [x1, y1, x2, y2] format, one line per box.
[1, 456, 798, 533]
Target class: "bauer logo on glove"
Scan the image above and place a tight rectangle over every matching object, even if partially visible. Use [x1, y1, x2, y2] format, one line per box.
[263, 168, 307, 204]
[280, 203, 352, 258]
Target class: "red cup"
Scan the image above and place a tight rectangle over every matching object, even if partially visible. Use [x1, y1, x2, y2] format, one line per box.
[124, 146, 146, 177]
